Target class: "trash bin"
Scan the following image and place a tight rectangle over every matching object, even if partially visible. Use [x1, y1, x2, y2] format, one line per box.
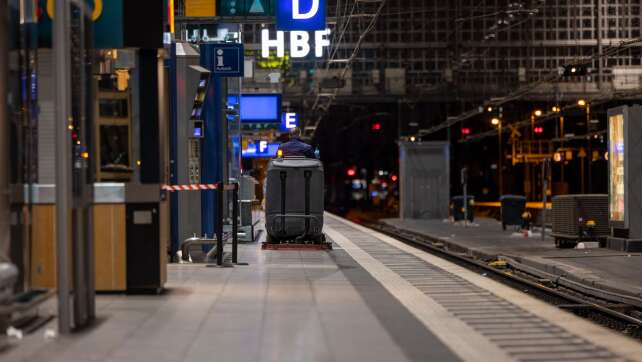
[500, 195, 527, 230]
[0, 263, 17, 346]
[451, 195, 475, 222]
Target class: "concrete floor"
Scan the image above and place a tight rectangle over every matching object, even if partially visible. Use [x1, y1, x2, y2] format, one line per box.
[2, 229, 458, 362]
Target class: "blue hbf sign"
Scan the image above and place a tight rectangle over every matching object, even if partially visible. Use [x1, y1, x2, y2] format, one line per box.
[280, 112, 300, 132]
[211, 43, 244, 77]
[276, 0, 326, 31]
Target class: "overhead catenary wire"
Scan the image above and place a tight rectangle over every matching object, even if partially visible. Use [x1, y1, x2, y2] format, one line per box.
[458, 88, 642, 143]
[305, 0, 546, 137]
[305, 0, 387, 138]
[420, 36, 642, 137]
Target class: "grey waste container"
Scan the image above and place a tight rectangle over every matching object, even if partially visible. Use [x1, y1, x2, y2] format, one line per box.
[500, 195, 527, 230]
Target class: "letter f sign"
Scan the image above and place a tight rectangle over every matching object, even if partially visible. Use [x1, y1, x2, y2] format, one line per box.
[276, 0, 325, 31]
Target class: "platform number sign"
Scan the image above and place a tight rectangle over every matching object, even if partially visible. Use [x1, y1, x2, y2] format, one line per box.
[280, 112, 299, 131]
[276, 0, 326, 31]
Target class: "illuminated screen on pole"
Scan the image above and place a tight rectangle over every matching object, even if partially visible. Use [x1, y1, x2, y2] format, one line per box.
[228, 94, 282, 122]
[609, 113, 625, 223]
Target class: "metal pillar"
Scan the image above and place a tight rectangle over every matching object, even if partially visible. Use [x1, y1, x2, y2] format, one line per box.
[587, 104, 592, 193]
[199, 45, 225, 239]
[71, 3, 95, 326]
[596, 0, 603, 90]
[231, 184, 238, 264]
[498, 122, 503, 196]
[0, 0, 10, 260]
[216, 183, 224, 266]
[461, 167, 468, 227]
[541, 159, 551, 241]
[54, 0, 72, 334]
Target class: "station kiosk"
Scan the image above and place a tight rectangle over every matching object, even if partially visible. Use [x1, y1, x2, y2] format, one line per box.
[606, 105, 642, 252]
[29, 49, 168, 292]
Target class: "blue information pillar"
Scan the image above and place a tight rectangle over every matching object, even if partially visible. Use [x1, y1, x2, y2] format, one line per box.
[199, 43, 244, 238]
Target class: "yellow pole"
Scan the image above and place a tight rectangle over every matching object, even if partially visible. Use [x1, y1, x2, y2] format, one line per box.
[169, 0, 175, 34]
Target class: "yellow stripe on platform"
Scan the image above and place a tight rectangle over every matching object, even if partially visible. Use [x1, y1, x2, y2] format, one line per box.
[475, 201, 552, 209]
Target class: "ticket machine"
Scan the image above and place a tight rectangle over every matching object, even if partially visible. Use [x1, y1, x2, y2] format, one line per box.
[172, 42, 213, 253]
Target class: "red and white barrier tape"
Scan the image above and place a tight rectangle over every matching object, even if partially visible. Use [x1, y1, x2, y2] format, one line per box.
[162, 183, 238, 192]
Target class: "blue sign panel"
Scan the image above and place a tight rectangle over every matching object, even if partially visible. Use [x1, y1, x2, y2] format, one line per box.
[242, 142, 281, 158]
[212, 43, 244, 77]
[276, 0, 325, 31]
[228, 94, 282, 122]
[280, 112, 300, 132]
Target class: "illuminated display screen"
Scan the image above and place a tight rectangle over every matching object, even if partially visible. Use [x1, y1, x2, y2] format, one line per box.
[190, 74, 210, 121]
[242, 142, 281, 158]
[609, 114, 625, 222]
[228, 94, 282, 122]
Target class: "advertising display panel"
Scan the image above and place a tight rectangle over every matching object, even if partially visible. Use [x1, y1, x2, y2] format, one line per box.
[609, 113, 625, 224]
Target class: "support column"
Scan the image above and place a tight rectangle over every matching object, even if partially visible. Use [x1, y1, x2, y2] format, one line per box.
[54, 0, 72, 334]
[0, 0, 9, 260]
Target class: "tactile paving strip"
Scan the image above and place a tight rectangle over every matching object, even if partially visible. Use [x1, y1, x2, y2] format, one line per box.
[327, 219, 627, 362]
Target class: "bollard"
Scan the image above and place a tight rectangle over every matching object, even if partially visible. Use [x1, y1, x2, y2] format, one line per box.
[216, 182, 224, 266]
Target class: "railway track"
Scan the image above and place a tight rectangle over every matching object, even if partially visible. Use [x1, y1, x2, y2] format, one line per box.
[363, 221, 642, 340]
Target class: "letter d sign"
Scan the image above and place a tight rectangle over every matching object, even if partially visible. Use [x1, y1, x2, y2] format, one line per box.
[276, 0, 326, 31]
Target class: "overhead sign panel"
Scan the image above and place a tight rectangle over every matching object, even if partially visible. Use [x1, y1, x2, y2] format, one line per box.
[185, 0, 216, 17]
[276, 0, 325, 31]
[38, 0, 164, 49]
[218, 0, 274, 16]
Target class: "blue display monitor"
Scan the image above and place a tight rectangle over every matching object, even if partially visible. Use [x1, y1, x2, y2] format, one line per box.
[228, 94, 282, 122]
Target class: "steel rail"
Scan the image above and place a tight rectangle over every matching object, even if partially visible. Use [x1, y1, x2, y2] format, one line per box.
[362, 221, 642, 339]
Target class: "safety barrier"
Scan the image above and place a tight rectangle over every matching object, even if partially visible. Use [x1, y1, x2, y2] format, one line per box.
[167, 182, 241, 267]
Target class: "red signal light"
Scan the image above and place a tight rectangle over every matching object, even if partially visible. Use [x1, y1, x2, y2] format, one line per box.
[534, 126, 544, 134]
[372, 123, 382, 131]
[461, 128, 471, 135]
[391, 175, 398, 182]
[347, 168, 356, 177]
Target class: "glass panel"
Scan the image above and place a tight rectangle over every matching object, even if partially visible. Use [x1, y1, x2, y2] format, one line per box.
[227, 77, 241, 182]
[99, 125, 131, 172]
[99, 99, 129, 118]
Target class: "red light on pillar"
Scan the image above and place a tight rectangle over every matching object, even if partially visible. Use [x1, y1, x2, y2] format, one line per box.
[534, 126, 544, 134]
[461, 127, 471, 135]
[347, 168, 357, 177]
[391, 175, 398, 182]
[372, 123, 382, 131]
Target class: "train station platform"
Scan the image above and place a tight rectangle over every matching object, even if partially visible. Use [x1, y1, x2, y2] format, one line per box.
[4, 214, 642, 362]
[381, 217, 642, 305]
